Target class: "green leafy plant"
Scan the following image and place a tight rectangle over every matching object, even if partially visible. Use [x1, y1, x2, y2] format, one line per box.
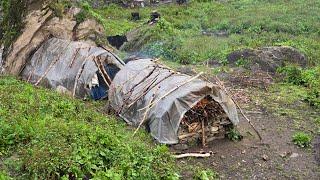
[292, 132, 312, 148]
[226, 128, 243, 141]
[194, 169, 218, 180]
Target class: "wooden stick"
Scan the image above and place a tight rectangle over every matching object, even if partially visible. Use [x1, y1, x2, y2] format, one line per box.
[214, 76, 262, 140]
[72, 58, 88, 97]
[69, 48, 80, 68]
[178, 132, 198, 139]
[202, 111, 207, 147]
[98, 45, 125, 65]
[132, 86, 160, 136]
[174, 153, 211, 159]
[94, 56, 112, 85]
[124, 65, 159, 96]
[98, 56, 112, 84]
[139, 72, 204, 112]
[93, 57, 110, 87]
[126, 72, 175, 109]
[119, 65, 159, 113]
[35, 43, 71, 86]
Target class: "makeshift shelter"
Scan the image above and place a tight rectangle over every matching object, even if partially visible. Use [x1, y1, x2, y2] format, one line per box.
[21, 38, 124, 99]
[108, 59, 239, 144]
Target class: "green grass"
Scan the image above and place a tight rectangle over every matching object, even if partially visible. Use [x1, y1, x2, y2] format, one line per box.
[292, 132, 312, 148]
[277, 65, 320, 108]
[82, 0, 320, 65]
[0, 76, 178, 179]
[249, 83, 320, 131]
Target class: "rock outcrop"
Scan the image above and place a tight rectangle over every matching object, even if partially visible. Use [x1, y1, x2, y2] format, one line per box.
[227, 46, 307, 72]
[2, 5, 106, 75]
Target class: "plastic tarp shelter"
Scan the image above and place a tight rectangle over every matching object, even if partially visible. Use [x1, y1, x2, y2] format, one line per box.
[108, 59, 239, 144]
[21, 38, 124, 98]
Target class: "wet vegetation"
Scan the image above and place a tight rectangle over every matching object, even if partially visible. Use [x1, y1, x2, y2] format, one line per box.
[0, 0, 28, 54]
[0, 77, 178, 179]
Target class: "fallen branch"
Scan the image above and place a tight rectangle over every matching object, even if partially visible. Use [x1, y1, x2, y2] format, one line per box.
[174, 153, 211, 159]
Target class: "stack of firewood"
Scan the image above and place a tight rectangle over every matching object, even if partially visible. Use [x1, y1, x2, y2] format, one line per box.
[178, 96, 232, 146]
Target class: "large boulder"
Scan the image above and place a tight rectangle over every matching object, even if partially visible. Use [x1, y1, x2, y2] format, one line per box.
[227, 46, 307, 72]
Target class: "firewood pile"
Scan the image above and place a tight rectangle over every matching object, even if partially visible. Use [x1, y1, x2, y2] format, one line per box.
[178, 95, 232, 147]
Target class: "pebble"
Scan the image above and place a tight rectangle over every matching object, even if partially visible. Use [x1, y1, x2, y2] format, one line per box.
[172, 144, 188, 151]
[262, 154, 269, 161]
[290, 153, 299, 158]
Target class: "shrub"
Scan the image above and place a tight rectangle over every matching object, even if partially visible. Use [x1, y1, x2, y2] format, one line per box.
[194, 169, 218, 180]
[277, 66, 304, 85]
[292, 132, 312, 148]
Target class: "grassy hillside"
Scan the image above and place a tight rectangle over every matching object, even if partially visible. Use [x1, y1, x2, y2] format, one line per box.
[83, 0, 320, 65]
[0, 77, 178, 179]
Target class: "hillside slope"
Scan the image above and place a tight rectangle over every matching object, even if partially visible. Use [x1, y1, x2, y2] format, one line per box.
[0, 77, 178, 179]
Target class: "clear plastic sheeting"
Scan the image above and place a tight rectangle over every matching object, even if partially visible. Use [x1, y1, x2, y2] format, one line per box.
[21, 38, 124, 98]
[108, 59, 239, 144]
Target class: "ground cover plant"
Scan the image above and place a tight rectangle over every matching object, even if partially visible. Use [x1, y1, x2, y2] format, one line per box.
[292, 132, 312, 148]
[0, 77, 178, 179]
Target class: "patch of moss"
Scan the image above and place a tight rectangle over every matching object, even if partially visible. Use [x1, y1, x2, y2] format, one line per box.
[0, 0, 28, 53]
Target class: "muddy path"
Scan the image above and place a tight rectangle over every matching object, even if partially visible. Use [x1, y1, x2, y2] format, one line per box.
[171, 74, 320, 179]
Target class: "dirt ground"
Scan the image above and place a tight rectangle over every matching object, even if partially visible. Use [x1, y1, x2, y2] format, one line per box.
[172, 72, 320, 179]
